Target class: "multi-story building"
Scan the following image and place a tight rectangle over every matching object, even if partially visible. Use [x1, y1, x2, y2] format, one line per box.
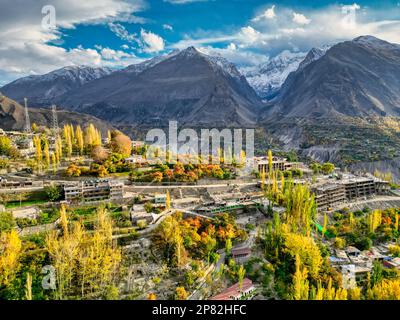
[313, 184, 347, 212]
[0, 177, 43, 189]
[254, 156, 305, 174]
[314, 175, 390, 211]
[64, 179, 124, 202]
[339, 176, 390, 200]
[256, 156, 287, 173]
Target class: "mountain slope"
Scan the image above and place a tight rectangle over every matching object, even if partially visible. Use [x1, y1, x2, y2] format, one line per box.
[59, 47, 263, 127]
[268, 36, 400, 118]
[0, 94, 112, 132]
[0, 66, 112, 107]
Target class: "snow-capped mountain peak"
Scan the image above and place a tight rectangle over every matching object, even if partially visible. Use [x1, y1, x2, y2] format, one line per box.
[241, 50, 307, 100]
[12, 65, 112, 86]
[241, 45, 333, 100]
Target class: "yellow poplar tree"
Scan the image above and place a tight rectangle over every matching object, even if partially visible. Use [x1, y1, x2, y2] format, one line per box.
[33, 135, 42, 170]
[166, 191, 171, 210]
[75, 126, 84, 155]
[291, 255, 309, 300]
[51, 153, 57, 174]
[43, 137, 50, 170]
[268, 149, 273, 173]
[237, 265, 246, 290]
[0, 230, 22, 287]
[25, 273, 33, 300]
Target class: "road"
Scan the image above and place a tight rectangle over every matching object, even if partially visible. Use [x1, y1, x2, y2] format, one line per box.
[126, 181, 258, 190]
[339, 195, 400, 210]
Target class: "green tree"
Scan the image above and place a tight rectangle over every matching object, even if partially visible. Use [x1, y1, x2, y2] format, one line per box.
[321, 163, 335, 175]
[44, 185, 62, 202]
[0, 212, 16, 232]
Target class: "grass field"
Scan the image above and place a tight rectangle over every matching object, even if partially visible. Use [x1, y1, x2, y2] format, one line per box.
[5, 199, 48, 209]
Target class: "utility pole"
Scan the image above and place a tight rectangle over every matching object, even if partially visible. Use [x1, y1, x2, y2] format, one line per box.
[24, 98, 31, 134]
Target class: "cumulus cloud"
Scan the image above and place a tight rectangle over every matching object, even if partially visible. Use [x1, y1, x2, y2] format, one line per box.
[252, 5, 276, 22]
[292, 12, 311, 25]
[238, 26, 264, 45]
[171, 3, 400, 62]
[0, 0, 146, 83]
[100, 47, 132, 60]
[140, 29, 165, 52]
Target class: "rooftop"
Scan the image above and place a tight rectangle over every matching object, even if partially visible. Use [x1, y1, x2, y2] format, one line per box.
[209, 278, 254, 300]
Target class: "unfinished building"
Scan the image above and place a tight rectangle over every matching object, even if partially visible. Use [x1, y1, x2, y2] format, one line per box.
[314, 176, 390, 211]
[313, 184, 347, 212]
[340, 177, 390, 200]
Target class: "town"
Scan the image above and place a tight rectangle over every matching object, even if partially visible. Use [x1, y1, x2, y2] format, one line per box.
[1, 99, 400, 300]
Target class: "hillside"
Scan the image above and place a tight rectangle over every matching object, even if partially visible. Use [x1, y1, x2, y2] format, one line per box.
[0, 94, 113, 132]
[267, 36, 400, 119]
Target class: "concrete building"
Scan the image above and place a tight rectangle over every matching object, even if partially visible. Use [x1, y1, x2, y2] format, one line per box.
[313, 184, 346, 212]
[64, 179, 124, 202]
[154, 194, 167, 205]
[255, 156, 289, 173]
[314, 175, 390, 212]
[338, 175, 390, 200]
[0, 177, 43, 189]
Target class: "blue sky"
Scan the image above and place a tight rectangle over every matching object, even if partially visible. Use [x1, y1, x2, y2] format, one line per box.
[1, 0, 400, 85]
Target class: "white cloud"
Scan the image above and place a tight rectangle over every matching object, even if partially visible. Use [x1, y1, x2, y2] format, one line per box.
[163, 24, 174, 31]
[292, 12, 311, 25]
[100, 48, 131, 60]
[227, 43, 237, 50]
[197, 45, 269, 67]
[108, 22, 138, 43]
[252, 5, 276, 22]
[238, 26, 263, 45]
[172, 34, 236, 49]
[0, 0, 146, 83]
[168, 3, 400, 67]
[140, 29, 165, 53]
